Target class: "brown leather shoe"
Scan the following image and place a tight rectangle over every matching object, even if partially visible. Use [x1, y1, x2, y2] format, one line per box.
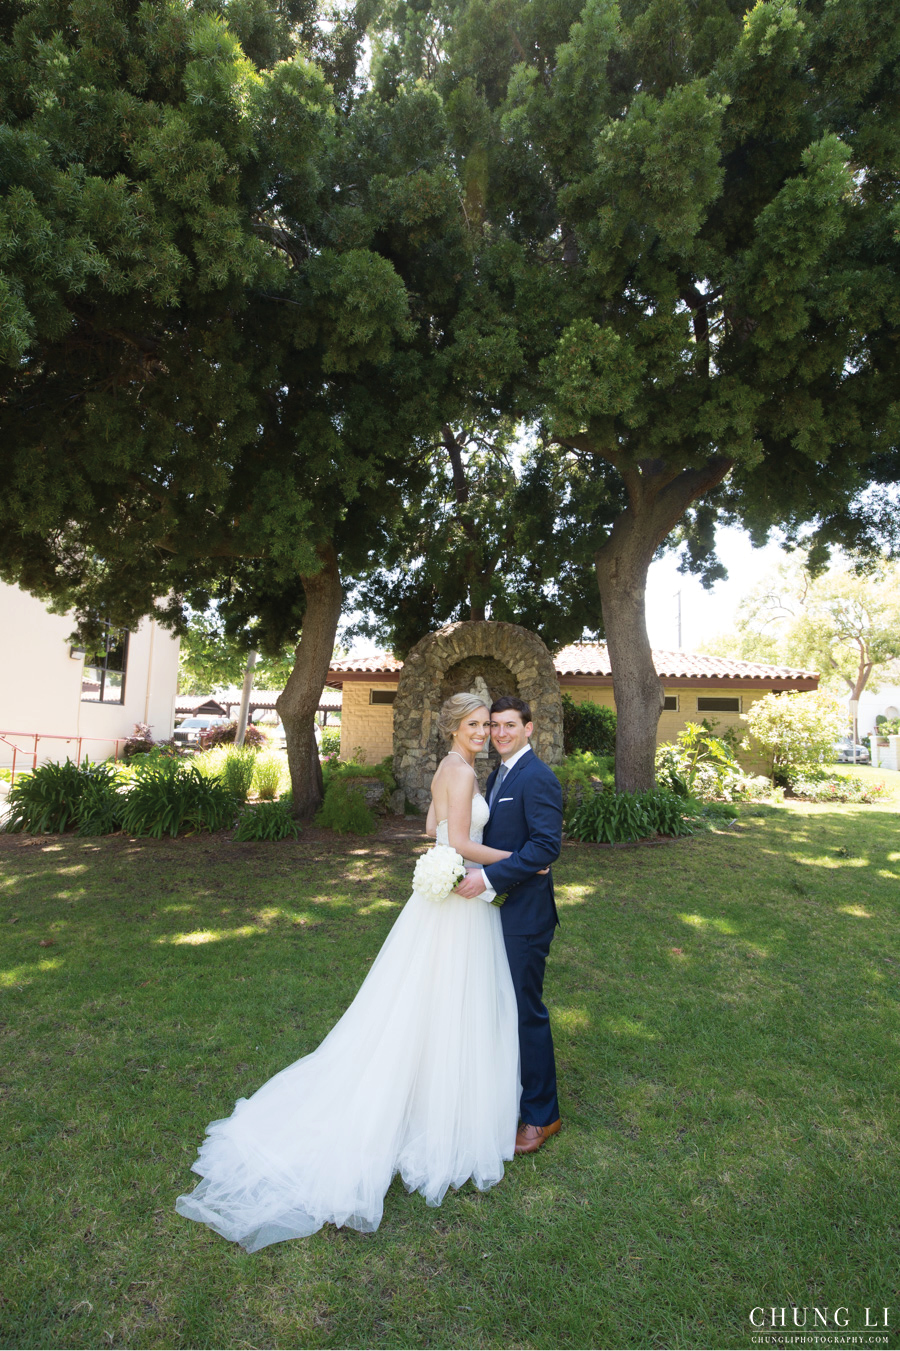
[514, 1119, 561, 1155]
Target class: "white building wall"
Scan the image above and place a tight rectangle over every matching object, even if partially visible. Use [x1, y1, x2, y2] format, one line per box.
[856, 684, 900, 737]
[0, 582, 180, 770]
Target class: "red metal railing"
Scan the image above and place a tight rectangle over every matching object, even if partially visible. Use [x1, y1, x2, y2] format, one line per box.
[0, 731, 128, 785]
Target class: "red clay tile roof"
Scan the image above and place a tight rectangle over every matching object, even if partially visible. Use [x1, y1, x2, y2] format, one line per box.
[329, 644, 818, 684]
[329, 653, 404, 675]
[553, 643, 818, 682]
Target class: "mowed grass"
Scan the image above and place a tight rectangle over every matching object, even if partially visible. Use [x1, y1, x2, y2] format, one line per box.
[1, 785, 899, 1351]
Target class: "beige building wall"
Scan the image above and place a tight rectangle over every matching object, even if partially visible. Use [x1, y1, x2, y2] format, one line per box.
[334, 679, 781, 774]
[339, 682, 397, 764]
[0, 581, 180, 770]
[562, 683, 773, 774]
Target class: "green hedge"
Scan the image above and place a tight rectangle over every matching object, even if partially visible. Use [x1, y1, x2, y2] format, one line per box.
[562, 694, 617, 756]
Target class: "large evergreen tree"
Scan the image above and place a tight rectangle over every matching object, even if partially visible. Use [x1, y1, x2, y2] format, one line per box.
[373, 0, 900, 790]
[0, 0, 469, 813]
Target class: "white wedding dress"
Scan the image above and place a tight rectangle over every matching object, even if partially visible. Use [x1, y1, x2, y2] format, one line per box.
[175, 793, 520, 1250]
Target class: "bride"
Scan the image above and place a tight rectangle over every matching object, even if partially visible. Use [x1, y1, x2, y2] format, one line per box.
[175, 692, 525, 1251]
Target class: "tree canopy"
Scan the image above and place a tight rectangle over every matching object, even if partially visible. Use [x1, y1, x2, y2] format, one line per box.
[0, 0, 472, 811]
[707, 556, 900, 703]
[348, 420, 607, 658]
[3, 0, 898, 803]
[372, 0, 900, 788]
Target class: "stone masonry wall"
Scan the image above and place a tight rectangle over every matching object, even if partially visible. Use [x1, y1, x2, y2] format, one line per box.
[393, 621, 564, 813]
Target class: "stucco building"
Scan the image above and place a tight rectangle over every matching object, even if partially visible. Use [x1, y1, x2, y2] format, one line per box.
[0, 581, 180, 774]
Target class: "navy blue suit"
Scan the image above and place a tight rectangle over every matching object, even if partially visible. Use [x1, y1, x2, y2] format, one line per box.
[483, 748, 563, 1127]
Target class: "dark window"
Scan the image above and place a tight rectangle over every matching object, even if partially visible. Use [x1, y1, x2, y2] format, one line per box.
[663, 696, 678, 711]
[369, 689, 396, 706]
[697, 696, 740, 713]
[82, 626, 128, 705]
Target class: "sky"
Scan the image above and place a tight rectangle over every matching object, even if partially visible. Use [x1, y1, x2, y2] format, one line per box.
[644, 526, 789, 653]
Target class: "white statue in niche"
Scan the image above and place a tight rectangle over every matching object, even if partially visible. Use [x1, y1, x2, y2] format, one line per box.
[470, 676, 492, 764]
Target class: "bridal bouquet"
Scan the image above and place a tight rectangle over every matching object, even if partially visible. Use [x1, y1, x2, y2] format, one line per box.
[413, 844, 467, 903]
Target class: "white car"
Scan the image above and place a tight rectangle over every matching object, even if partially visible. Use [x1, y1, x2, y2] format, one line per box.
[173, 715, 227, 745]
[832, 737, 870, 764]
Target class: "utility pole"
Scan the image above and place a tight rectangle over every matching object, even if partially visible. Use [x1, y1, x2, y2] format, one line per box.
[674, 591, 682, 649]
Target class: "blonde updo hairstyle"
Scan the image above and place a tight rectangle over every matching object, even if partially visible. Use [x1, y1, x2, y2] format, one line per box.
[439, 692, 490, 743]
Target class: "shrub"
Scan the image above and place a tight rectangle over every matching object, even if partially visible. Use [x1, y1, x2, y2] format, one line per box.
[320, 727, 341, 756]
[874, 715, 900, 737]
[199, 720, 267, 750]
[252, 753, 285, 801]
[789, 774, 888, 804]
[562, 694, 617, 756]
[234, 799, 300, 842]
[5, 758, 123, 835]
[123, 721, 155, 759]
[553, 751, 615, 805]
[565, 786, 694, 844]
[119, 759, 236, 838]
[315, 777, 376, 835]
[656, 721, 750, 801]
[220, 747, 257, 802]
[322, 755, 396, 794]
[743, 691, 846, 784]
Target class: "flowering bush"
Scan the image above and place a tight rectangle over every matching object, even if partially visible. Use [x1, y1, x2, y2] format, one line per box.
[743, 691, 847, 784]
[199, 720, 267, 750]
[789, 774, 888, 803]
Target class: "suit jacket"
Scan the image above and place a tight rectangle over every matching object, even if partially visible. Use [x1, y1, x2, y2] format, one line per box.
[482, 748, 563, 936]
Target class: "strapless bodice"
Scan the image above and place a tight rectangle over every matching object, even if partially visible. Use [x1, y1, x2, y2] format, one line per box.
[436, 793, 490, 855]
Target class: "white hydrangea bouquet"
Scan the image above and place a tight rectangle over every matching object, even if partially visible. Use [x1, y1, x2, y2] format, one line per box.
[413, 844, 467, 903]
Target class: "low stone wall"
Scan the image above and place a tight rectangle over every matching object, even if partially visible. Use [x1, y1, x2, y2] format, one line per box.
[393, 621, 564, 813]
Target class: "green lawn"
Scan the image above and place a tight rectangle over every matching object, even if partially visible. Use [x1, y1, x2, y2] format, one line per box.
[1, 783, 899, 1350]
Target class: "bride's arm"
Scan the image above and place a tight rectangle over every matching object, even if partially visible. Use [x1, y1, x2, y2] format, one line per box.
[425, 800, 437, 838]
[441, 765, 511, 865]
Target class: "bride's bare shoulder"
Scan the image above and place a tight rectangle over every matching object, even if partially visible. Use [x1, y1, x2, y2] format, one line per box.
[431, 755, 475, 794]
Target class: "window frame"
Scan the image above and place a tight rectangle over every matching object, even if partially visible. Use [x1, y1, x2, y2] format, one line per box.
[369, 689, 397, 706]
[81, 625, 129, 706]
[696, 695, 742, 714]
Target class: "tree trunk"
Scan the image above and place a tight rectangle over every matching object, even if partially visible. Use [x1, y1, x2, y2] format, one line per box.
[595, 523, 664, 793]
[276, 544, 343, 819]
[590, 455, 734, 793]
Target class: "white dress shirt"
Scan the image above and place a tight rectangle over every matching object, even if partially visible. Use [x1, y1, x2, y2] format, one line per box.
[479, 745, 533, 901]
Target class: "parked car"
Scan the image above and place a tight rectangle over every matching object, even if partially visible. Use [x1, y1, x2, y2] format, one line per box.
[173, 715, 227, 746]
[832, 737, 870, 764]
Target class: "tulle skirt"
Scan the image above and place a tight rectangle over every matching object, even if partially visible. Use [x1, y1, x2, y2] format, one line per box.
[175, 888, 520, 1251]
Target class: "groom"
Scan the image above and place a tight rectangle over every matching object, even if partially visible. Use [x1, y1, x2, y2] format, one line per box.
[455, 696, 564, 1154]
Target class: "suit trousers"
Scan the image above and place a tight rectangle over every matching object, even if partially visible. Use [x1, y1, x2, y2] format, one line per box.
[503, 924, 559, 1126]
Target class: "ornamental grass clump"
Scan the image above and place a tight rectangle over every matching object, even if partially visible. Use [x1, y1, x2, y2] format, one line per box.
[119, 759, 236, 839]
[252, 754, 285, 801]
[234, 799, 299, 842]
[221, 747, 257, 802]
